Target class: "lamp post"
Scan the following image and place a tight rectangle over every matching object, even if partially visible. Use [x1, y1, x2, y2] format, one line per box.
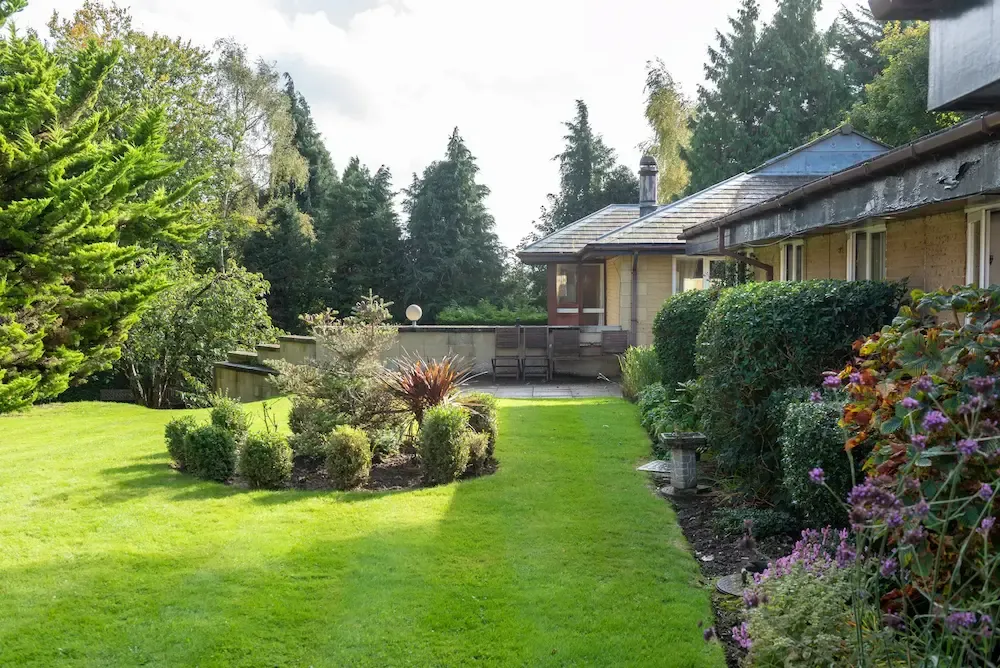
[405, 304, 423, 327]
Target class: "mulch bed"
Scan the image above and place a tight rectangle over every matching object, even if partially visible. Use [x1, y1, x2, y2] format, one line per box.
[291, 452, 498, 492]
[651, 466, 795, 668]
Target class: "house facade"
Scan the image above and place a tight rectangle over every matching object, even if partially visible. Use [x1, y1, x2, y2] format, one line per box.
[518, 127, 888, 346]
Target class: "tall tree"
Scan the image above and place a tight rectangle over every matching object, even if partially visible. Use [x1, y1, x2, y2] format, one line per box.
[830, 3, 889, 96]
[642, 60, 692, 202]
[848, 22, 962, 146]
[0, 0, 199, 412]
[536, 100, 639, 235]
[405, 129, 505, 319]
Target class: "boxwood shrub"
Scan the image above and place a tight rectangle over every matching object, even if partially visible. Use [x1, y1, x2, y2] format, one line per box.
[653, 288, 719, 394]
[695, 279, 903, 496]
[239, 431, 293, 489]
[462, 392, 499, 457]
[209, 397, 251, 445]
[185, 424, 238, 482]
[418, 404, 471, 485]
[164, 415, 198, 469]
[326, 425, 372, 490]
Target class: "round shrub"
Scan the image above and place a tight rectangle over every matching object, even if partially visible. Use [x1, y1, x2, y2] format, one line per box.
[184, 424, 238, 482]
[461, 430, 490, 475]
[209, 397, 251, 444]
[238, 432, 293, 489]
[326, 425, 371, 490]
[462, 392, 499, 457]
[653, 288, 719, 394]
[418, 404, 471, 485]
[780, 399, 853, 527]
[696, 279, 903, 495]
[164, 415, 199, 469]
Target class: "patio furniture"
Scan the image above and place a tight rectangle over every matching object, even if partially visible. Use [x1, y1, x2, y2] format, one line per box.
[601, 330, 629, 358]
[491, 326, 521, 381]
[521, 327, 550, 380]
[550, 328, 580, 378]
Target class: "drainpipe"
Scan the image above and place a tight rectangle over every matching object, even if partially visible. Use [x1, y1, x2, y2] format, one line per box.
[717, 227, 774, 281]
[630, 251, 639, 345]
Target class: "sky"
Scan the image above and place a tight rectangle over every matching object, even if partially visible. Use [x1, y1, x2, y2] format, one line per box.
[15, 0, 845, 247]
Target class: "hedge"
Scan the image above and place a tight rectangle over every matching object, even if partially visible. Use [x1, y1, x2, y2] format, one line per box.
[436, 300, 546, 326]
[653, 288, 719, 394]
[695, 279, 904, 496]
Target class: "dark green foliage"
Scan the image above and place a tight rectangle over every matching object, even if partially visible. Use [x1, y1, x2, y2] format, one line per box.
[696, 280, 903, 496]
[164, 416, 199, 469]
[830, 3, 890, 95]
[0, 6, 200, 412]
[238, 431, 293, 489]
[209, 397, 251, 445]
[637, 381, 702, 454]
[184, 424, 238, 482]
[780, 399, 853, 527]
[368, 428, 402, 462]
[418, 404, 471, 485]
[461, 431, 490, 475]
[712, 507, 799, 539]
[653, 288, 719, 395]
[325, 425, 372, 490]
[287, 397, 340, 458]
[436, 301, 546, 326]
[463, 392, 499, 457]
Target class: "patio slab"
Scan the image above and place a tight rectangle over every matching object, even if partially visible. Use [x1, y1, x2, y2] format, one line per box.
[469, 381, 622, 399]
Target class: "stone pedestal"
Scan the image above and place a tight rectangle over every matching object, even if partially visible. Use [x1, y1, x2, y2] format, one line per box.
[658, 432, 706, 493]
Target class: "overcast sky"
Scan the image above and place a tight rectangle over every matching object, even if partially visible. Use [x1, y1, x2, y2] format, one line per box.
[15, 0, 844, 247]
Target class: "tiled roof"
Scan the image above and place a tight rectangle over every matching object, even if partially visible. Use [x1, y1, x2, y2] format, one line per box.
[594, 173, 816, 247]
[519, 204, 644, 256]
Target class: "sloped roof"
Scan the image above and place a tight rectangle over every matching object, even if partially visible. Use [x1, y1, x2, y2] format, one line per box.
[519, 204, 644, 257]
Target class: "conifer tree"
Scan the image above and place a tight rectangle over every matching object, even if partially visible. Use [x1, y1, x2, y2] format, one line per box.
[0, 0, 199, 412]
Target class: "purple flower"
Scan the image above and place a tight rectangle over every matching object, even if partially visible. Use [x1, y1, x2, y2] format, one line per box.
[979, 483, 994, 501]
[900, 396, 920, 410]
[823, 375, 842, 388]
[970, 376, 995, 394]
[880, 557, 898, 577]
[886, 510, 904, 528]
[910, 499, 931, 518]
[809, 467, 825, 485]
[883, 613, 905, 631]
[849, 371, 863, 385]
[945, 611, 978, 631]
[978, 516, 996, 536]
[809, 391, 823, 403]
[958, 396, 982, 416]
[915, 375, 934, 392]
[922, 410, 949, 432]
[958, 438, 979, 457]
[732, 622, 752, 650]
[848, 480, 902, 527]
[981, 615, 994, 638]
[742, 589, 760, 608]
[903, 525, 927, 545]
[911, 434, 928, 450]
[703, 626, 716, 642]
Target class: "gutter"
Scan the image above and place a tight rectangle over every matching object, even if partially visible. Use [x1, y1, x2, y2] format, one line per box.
[679, 112, 1000, 243]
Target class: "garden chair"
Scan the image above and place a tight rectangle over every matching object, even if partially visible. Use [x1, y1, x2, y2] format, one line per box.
[550, 328, 581, 378]
[491, 327, 521, 382]
[601, 330, 629, 359]
[521, 327, 550, 381]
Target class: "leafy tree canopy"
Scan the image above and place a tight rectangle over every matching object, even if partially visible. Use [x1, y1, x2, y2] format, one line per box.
[642, 60, 692, 203]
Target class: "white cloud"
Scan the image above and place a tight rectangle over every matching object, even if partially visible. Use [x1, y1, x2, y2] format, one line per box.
[17, 0, 843, 246]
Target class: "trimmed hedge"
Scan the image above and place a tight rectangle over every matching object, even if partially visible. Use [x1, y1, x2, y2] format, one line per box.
[239, 431, 293, 489]
[418, 404, 471, 485]
[463, 391, 499, 457]
[210, 397, 250, 445]
[185, 424, 238, 482]
[436, 300, 546, 326]
[164, 415, 198, 469]
[653, 288, 719, 394]
[695, 279, 903, 495]
[460, 430, 490, 474]
[326, 425, 372, 490]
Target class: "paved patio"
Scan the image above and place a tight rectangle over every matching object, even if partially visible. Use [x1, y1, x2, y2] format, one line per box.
[468, 380, 622, 399]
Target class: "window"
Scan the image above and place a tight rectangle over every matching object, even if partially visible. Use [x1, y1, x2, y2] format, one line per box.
[967, 208, 1000, 287]
[780, 240, 805, 281]
[847, 225, 886, 281]
[674, 256, 727, 292]
[555, 263, 604, 323]
[556, 264, 578, 305]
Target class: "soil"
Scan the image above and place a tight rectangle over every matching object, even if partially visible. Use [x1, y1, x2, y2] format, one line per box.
[290, 452, 498, 492]
[652, 465, 795, 668]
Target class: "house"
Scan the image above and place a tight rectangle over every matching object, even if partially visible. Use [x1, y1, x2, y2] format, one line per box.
[518, 126, 888, 346]
[680, 113, 1000, 292]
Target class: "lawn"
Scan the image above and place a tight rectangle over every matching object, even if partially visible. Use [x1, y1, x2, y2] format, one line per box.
[0, 398, 722, 667]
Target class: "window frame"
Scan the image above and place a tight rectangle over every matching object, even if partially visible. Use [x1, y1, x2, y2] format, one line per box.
[672, 255, 727, 293]
[779, 239, 805, 281]
[847, 223, 887, 281]
[554, 262, 605, 322]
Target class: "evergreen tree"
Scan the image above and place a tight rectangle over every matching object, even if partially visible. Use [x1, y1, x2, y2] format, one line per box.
[0, 0, 199, 412]
[830, 3, 890, 95]
[404, 129, 505, 319]
[642, 60, 692, 202]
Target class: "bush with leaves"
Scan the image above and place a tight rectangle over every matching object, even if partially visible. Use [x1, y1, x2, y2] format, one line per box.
[164, 415, 199, 469]
[238, 431, 293, 489]
[436, 300, 546, 326]
[696, 279, 904, 497]
[619, 346, 661, 402]
[712, 507, 799, 539]
[210, 396, 251, 445]
[638, 380, 702, 452]
[368, 428, 403, 462]
[326, 425, 372, 490]
[461, 391, 499, 457]
[184, 424, 238, 482]
[653, 288, 719, 397]
[461, 430, 490, 475]
[418, 404, 471, 485]
[382, 354, 472, 425]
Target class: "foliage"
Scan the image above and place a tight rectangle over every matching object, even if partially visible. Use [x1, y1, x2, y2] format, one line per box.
[382, 355, 473, 425]
[849, 22, 963, 146]
[461, 430, 490, 475]
[436, 300, 546, 326]
[325, 425, 372, 490]
[274, 293, 402, 441]
[696, 280, 903, 496]
[238, 431, 293, 489]
[0, 3, 200, 413]
[210, 396, 251, 445]
[164, 416, 199, 469]
[619, 346, 661, 402]
[638, 380, 703, 453]
[830, 3, 891, 96]
[403, 129, 506, 320]
[119, 261, 275, 407]
[642, 60, 691, 202]
[184, 424, 238, 483]
[709, 258, 754, 288]
[418, 404, 471, 485]
[780, 398, 853, 527]
[653, 288, 719, 396]
[533, 100, 638, 236]
[368, 428, 402, 462]
[712, 507, 799, 539]
[462, 391, 500, 457]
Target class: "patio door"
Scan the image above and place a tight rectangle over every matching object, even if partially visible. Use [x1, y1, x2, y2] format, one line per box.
[967, 209, 1000, 287]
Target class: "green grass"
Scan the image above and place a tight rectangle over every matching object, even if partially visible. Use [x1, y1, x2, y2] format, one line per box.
[0, 398, 722, 667]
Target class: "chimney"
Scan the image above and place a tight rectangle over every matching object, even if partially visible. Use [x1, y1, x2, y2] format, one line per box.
[639, 155, 658, 217]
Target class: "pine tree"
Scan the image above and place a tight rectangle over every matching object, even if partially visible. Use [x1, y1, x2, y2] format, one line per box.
[404, 129, 505, 319]
[830, 3, 890, 95]
[643, 60, 692, 202]
[0, 0, 199, 412]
